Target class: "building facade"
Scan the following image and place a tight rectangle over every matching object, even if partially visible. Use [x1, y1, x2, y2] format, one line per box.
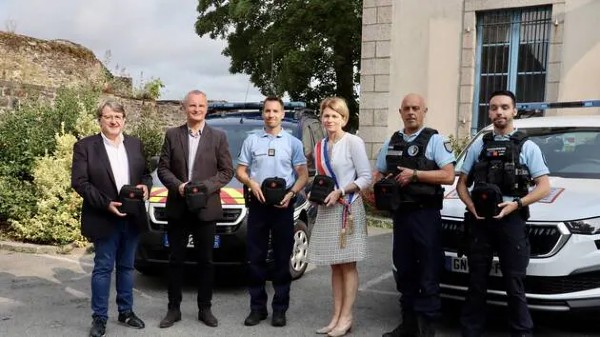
[359, 0, 600, 160]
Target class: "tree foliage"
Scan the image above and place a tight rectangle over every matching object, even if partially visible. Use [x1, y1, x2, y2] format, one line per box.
[196, 0, 362, 130]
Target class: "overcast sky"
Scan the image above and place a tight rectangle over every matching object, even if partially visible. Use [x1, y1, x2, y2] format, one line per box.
[0, 0, 264, 102]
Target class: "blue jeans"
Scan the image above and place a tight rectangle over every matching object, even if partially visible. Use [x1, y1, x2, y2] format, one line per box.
[91, 220, 139, 320]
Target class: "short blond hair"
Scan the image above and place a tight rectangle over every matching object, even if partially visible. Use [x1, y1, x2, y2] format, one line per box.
[320, 97, 349, 122]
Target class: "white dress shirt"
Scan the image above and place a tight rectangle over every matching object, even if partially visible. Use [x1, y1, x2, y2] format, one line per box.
[187, 127, 203, 181]
[101, 132, 130, 192]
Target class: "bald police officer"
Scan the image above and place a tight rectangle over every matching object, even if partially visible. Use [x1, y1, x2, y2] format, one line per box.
[377, 94, 456, 337]
[457, 90, 550, 337]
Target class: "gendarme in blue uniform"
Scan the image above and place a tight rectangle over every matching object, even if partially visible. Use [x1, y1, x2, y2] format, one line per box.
[238, 129, 306, 188]
[237, 128, 306, 317]
[459, 129, 549, 337]
[376, 129, 455, 172]
[376, 127, 455, 329]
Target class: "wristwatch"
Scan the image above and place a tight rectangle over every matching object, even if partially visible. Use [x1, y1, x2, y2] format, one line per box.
[289, 190, 297, 198]
[513, 197, 523, 209]
[411, 170, 419, 183]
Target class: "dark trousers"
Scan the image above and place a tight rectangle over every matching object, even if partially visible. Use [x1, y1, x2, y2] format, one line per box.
[247, 201, 294, 313]
[91, 219, 139, 320]
[393, 208, 443, 319]
[460, 212, 532, 337]
[166, 213, 216, 310]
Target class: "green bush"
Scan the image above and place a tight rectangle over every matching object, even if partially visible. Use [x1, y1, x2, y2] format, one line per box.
[447, 134, 472, 157]
[0, 86, 100, 180]
[9, 132, 85, 245]
[0, 87, 100, 245]
[0, 176, 37, 225]
[128, 106, 164, 168]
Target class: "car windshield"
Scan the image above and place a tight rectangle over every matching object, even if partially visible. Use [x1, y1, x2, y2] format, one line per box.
[456, 127, 600, 179]
[208, 121, 295, 166]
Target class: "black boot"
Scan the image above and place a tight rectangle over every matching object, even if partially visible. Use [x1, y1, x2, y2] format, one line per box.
[417, 315, 437, 337]
[382, 310, 418, 337]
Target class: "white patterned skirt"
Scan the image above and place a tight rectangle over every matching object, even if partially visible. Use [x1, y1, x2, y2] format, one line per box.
[307, 196, 369, 266]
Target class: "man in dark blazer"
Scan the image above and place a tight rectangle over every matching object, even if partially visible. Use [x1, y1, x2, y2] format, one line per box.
[71, 100, 152, 337]
[157, 90, 234, 329]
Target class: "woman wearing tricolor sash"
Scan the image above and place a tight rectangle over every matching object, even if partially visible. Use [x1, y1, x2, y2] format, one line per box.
[307, 97, 372, 337]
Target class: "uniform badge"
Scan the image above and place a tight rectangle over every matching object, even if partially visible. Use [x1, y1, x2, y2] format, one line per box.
[444, 140, 453, 153]
[407, 145, 419, 156]
[268, 148, 275, 156]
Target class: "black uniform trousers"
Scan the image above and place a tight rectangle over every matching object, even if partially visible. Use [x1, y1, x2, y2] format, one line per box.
[393, 207, 444, 319]
[166, 212, 216, 310]
[246, 200, 294, 314]
[460, 212, 532, 337]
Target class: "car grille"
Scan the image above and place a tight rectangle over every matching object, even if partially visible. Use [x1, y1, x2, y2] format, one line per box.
[442, 270, 600, 295]
[441, 218, 564, 257]
[150, 205, 245, 231]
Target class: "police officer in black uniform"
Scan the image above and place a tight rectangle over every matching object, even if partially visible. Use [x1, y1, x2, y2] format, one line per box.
[457, 90, 550, 337]
[376, 94, 456, 337]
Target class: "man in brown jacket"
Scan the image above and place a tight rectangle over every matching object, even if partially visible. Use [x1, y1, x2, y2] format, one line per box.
[157, 90, 234, 328]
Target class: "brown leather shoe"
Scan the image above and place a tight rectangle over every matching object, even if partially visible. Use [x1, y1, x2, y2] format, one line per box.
[198, 308, 218, 327]
[159, 309, 181, 328]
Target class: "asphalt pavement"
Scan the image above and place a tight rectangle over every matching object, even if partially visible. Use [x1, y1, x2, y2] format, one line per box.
[1, 228, 599, 336]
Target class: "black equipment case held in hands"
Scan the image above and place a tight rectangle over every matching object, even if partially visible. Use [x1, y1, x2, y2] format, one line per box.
[373, 177, 400, 211]
[471, 182, 503, 219]
[309, 175, 336, 204]
[261, 177, 287, 206]
[185, 182, 208, 212]
[119, 185, 144, 215]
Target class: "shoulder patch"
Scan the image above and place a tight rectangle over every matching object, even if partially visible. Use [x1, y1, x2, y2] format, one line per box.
[443, 140, 453, 153]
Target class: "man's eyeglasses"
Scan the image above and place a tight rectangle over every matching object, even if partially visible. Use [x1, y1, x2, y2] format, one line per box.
[101, 115, 124, 121]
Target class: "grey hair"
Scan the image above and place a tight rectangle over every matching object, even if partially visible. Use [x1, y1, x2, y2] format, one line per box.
[96, 100, 126, 119]
[182, 90, 207, 106]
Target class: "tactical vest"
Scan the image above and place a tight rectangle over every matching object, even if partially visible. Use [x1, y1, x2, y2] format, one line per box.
[469, 131, 531, 197]
[384, 127, 444, 208]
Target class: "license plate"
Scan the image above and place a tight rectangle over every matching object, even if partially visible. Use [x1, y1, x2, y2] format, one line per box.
[162, 234, 220, 249]
[446, 256, 502, 276]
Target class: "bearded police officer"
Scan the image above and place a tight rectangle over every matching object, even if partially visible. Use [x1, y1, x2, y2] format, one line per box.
[235, 96, 309, 328]
[457, 90, 550, 337]
[376, 94, 455, 337]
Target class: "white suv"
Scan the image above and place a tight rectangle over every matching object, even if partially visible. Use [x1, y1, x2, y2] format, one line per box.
[440, 115, 600, 311]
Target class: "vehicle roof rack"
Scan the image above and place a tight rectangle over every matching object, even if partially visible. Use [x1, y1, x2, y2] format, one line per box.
[516, 99, 600, 118]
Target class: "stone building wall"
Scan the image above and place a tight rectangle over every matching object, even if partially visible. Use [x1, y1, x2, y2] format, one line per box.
[358, 0, 392, 162]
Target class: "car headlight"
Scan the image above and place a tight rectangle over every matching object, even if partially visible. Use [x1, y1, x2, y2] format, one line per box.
[564, 217, 600, 235]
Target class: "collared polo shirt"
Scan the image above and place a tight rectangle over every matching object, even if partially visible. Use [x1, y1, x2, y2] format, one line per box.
[238, 129, 307, 188]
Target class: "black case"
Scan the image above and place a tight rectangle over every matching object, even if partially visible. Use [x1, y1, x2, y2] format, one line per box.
[471, 182, 503, 219]
[309, 175, 336, 204]
[261, 177, 287, 206]
[185, 182, 208, 212]
[373, 178, 400, 211]
[119, 185, 144, 215]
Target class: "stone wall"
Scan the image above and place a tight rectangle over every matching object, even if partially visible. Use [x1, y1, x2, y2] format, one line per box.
[0, 31, 185, 128]
[359, 0, 393, 162]
[0, 32, 107, 89]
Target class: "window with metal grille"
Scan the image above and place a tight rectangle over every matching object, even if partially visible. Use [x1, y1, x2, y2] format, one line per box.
[472, 6, 552, 131]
